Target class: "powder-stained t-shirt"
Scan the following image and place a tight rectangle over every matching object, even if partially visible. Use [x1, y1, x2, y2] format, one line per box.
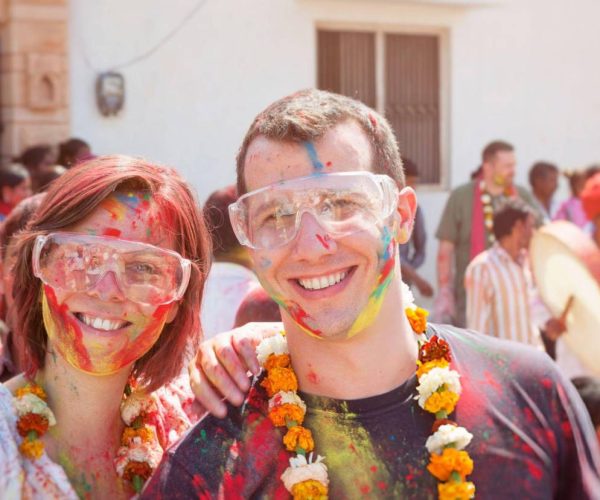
[142, 325, 600, 499]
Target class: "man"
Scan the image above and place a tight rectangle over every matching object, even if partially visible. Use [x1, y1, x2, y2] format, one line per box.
[144, 90, 600, 498]
[435, 141, 537, 327]
[465, 199, 565, 350]
[399, 158, 434, 297]
[201, 185, 259, 339]
[582, 172, 600, 247]
[529, 161, 560, 222]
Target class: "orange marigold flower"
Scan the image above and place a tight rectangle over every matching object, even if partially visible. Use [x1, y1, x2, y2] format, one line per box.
[416, 359, 449, 378]
[268, 403, 305, 427]
[419, 335, 451, 363]
[438, 480, 476, 500]
[264, 353, 291, 371]
[16, 384, 47, 400]
[283, 426, 314, 452]
[406, 307, 428, 334]
[291, 479, 328, 500]
[121, 425, 156, 446]
[123, 460, 153, 481]
[424, 391, 460, 415]
[19, 438, 44, 460]
[261, 367, 298, 397]
[427, 448, 474, 482]
[17, 413, 49, 437]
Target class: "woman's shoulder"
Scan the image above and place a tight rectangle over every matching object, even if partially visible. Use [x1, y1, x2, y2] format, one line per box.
[0, 380, 78, 499]
[148, 372, 200, 448]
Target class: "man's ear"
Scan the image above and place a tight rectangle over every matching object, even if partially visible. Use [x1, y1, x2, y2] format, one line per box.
[396, 186, 417, 244]
[165, 302, 179, 324]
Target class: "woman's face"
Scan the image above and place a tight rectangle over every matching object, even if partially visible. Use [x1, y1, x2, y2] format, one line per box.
[41, 191, 180, 375]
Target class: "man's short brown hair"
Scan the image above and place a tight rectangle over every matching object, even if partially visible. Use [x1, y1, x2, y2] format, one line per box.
[236, 89, 405, 194]
[482, 140, 514, 163]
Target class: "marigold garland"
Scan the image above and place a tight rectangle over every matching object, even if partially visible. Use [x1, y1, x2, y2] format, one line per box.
[13, 380, 167, 494]
[415, 329, 476, 499]
[257, 303, 475, 499]
[13, 382, 55, 461]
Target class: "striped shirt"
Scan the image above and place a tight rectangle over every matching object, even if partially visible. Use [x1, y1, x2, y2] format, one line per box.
[465, 243, 544, 348]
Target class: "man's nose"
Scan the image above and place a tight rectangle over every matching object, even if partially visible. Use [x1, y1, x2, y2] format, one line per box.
[291, 211, 337, 260]
[88, 270, 126, 302]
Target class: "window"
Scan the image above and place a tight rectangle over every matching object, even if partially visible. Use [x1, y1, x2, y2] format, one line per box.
[317, 28, 444, 185]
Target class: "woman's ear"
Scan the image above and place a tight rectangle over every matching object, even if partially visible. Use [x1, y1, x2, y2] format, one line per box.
[396, 187, 417, 244]
[165, 302, 180, 324]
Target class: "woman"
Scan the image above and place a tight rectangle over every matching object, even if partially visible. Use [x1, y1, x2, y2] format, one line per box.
[0, 155, 210, 498]
[0, 194, 46, 381]
[57, 138, 92, 169]
[0, 163, 32, 222]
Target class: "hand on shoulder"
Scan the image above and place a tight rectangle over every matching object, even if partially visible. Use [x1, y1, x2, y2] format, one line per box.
[189, 322, 282, 417]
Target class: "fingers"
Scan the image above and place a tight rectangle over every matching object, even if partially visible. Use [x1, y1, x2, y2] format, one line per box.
[214, 340, 252, 393]
[194, 341, 246, 410]
[232, 333, 261, 376]
[188, 359, 228, 418]
[231, 322, 282, 376]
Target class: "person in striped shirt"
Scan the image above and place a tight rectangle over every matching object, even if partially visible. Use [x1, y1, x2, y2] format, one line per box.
[465, 199, 565, 349]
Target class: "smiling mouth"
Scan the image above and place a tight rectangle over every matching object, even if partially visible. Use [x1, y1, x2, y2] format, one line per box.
[75, 313, 131, 331]
[297, 268, 352, 291]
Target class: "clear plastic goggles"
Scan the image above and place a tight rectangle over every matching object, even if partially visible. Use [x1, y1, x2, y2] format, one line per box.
[229, 171, 399, 250]
[32, 232, 191, 305]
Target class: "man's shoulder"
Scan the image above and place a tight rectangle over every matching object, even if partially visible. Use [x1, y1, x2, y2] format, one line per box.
[143, 381, 291, 498]
[429, 323, 557, 380]
[447, 181, 476, 202]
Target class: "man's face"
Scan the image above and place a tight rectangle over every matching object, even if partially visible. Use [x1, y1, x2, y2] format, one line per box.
[488, 150, 516, 188]
[537, 171, 559, 199]
[242, 121, 406, 340]
[516, 214, 535, 250]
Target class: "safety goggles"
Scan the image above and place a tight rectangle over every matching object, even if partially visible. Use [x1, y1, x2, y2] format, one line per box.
[32, 232, 191, 305]
[229, 171, 399, 250]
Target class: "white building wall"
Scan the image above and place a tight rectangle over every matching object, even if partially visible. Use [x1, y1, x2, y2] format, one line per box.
[70, 0, 600, 302]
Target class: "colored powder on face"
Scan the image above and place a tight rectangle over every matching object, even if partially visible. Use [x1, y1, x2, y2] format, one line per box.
[316, 234, 331, 250]
[115, 192, 141, 209]
[326, 161, 332, 167]
[102, 227, 122, 237]
[42, 286, 93, 372]
[269, 293, 323, 338]
[307, 370, 319, 384]
[100, 197, 127, 221]
[259, 257, 272, 269]
[346, 224, 397, 338]
[303, 141, 324, 171]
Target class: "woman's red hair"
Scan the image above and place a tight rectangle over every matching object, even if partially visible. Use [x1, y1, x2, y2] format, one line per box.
[13, 155, 211, 391]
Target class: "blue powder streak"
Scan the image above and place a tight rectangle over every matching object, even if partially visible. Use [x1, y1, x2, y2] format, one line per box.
[303, 141, 324, 171]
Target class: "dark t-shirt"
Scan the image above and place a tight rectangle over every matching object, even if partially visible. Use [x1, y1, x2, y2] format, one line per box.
[143, 325, 600, 499]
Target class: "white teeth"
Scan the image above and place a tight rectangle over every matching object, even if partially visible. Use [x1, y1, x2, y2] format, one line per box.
[298, 271, 347, 290]
[80, 314, 127, 331]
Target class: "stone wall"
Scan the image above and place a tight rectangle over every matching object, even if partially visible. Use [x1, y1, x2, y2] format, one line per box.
[0, 0, 69, 162]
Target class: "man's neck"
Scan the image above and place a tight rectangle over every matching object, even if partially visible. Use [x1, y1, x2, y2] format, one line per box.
[499, 237, 521, 262]
[282, 274, 418, 401]
[482, 177, 506, 197]
[533, 191, 551, 212]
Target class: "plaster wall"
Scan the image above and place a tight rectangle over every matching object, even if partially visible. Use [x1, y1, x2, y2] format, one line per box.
[70, 0, 600, 301]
